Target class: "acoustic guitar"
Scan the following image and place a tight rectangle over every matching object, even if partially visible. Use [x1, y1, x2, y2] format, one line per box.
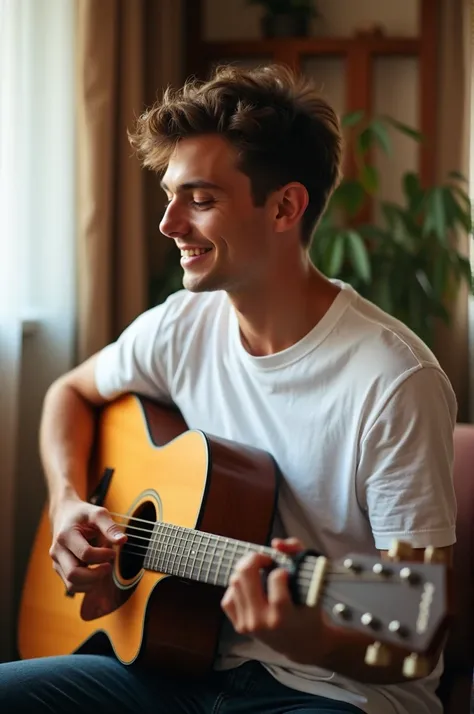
[18, 394, 450, 684]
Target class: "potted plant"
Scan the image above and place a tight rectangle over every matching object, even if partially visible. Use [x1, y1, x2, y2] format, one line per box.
[247, 0, 321, 38]
[310, 111, 473, 347]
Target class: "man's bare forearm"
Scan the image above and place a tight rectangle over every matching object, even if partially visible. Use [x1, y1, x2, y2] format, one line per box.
[40, 379, 99, 518]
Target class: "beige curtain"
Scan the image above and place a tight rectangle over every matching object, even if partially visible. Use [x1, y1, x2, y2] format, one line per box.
[76, 0, 183, 361]
[434, 0, 472, 422]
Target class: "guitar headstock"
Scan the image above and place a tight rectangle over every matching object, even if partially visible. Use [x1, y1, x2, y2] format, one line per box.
[315, 541, 451, 682]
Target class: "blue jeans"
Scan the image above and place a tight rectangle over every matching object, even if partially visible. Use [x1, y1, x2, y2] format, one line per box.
[0, 655, 363, 713]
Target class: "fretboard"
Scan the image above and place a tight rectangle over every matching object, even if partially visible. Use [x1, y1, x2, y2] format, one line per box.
[142, 521, 316, 603]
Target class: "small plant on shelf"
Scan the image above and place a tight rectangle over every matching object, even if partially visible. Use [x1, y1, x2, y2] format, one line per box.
[247, 0, 321, 38]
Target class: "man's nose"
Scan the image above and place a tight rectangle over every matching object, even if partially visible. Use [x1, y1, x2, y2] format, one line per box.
[159, 200, 189, 239]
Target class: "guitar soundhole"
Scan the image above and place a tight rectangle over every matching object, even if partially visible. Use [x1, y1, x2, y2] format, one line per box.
[119, 500, 157, 581]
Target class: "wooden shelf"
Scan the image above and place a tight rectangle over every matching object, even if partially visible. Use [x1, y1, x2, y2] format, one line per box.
[202, 37, 420, 60]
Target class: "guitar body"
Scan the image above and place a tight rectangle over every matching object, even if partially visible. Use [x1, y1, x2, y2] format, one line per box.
[18, 394, 278, 675]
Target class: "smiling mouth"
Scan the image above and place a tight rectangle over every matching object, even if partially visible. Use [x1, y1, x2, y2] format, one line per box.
[180, 247, 212, 259]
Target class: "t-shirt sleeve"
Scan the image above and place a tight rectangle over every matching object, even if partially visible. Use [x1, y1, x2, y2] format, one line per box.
[94, 305, 173, 403]
[357, 365, 457, 551]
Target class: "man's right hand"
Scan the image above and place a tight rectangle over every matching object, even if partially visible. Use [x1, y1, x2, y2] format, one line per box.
[49, 498, 127, 594]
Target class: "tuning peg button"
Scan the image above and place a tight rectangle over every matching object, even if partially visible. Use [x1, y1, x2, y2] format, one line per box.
[388, 540, 414, 561]
[365, 641, 391, 667]
[402, 653, 430, 679]
[388, 620, 408, 637]
[343, 558, 362, 573]
[332, 603, 351, 620]
[399, 567, 420, 585]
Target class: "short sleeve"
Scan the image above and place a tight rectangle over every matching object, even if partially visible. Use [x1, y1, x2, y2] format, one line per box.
[357, 366, 457, 551]
[94, 305, 172, 403]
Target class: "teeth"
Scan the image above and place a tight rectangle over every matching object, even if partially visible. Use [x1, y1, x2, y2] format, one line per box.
[180, 248, 210, 258]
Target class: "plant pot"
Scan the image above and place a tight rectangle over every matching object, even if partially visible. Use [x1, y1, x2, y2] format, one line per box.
[261, 12, 310, 38]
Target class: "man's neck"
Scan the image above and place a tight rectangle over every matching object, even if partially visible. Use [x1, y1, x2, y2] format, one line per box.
[229, 262, 341, 358]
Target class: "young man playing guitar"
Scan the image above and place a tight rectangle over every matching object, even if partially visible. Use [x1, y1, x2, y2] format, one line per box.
[1, 65, 456, 713]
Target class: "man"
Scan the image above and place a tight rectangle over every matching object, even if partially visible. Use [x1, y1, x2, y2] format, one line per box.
[0, 65, 456, 713]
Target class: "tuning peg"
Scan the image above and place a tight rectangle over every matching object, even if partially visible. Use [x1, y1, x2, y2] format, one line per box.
[424, 546, 446, 564]
[343, 558, 362, 573]
[402, 653, 430, 679]
[387, 540, 414, 561]
[365, 641, 391, 667]
[332, 603, 351, 620]
[399, 567, 420, 585]
[372, 562, 391, 576]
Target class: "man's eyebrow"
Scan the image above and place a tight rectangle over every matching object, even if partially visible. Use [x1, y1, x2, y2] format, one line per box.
[160, 179, 224, 192]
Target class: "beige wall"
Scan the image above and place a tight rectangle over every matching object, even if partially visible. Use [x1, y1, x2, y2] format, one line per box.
[204, 0, 420, 209]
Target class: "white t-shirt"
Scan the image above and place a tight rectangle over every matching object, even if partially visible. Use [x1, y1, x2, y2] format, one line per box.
[95, 281, 457, 714]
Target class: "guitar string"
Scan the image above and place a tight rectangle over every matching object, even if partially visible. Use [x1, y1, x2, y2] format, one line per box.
[112, 525, 342, 581]
[116, 540, 403, 584]
[103, 513, 419, 584]
[107, 512, 351, 578]
[109, 518, 403, 580]
[113, 545, 408, 621]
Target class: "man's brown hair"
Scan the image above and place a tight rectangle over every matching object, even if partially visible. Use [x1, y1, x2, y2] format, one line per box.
[129, 64, 342, 247]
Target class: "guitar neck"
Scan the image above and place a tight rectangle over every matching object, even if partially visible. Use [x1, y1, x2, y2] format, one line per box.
[142, 521, 315, 603]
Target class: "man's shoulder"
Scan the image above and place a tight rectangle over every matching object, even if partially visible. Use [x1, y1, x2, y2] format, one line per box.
[340, 286, 441, 376]
[333, 285, 455, 419]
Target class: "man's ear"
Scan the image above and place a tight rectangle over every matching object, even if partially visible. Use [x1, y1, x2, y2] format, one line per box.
[274, 183, 309, 233]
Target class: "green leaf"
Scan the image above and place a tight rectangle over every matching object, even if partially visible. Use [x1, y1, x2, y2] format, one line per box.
[345, 230, 371, 282]
[432, 254, 449, 296]
[383, 116, 424, 142]
[457, 256, 474, 291]
[342, 110, 364, 128]
[443, 188, 472, 233]
[357, 128, 373, 155]
[371, 276, 394, 314]
[403, 172, 425, 215]
[381, 202, 417, 252]
[403, 172, 421, 200]
[326, 233, 345, 276]
[450, 186, 473, 226]
[423, 188, 447, 243]
[333, 180, 365, 217]
[369, 119, 391, 155]
[359, 164, 379, 194]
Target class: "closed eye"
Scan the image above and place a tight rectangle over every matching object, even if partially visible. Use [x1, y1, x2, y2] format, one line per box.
[191, 200, 214, 209]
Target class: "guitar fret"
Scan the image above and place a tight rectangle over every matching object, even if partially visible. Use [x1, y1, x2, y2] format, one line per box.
[225, 539, 239, 583]
[164, 526, 177, 574]
[186, 530, 198, 580]
[169, 527, 182, 575]
[151, 524, 161, 572]
[175, 531, 188, 577]
[205, 537, 218, 583]
[143, 525, 153, 570]
[214, 539, 228, 586]
[198, 534, 211, 582]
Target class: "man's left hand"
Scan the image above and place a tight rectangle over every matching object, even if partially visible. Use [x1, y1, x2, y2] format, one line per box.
[221, 537, 323, 664]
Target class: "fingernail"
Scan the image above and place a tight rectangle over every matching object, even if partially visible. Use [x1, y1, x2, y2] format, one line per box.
[111, 531, 123, 540]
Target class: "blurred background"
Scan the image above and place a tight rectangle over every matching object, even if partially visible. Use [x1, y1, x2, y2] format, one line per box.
[0, 0, 472, 662]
